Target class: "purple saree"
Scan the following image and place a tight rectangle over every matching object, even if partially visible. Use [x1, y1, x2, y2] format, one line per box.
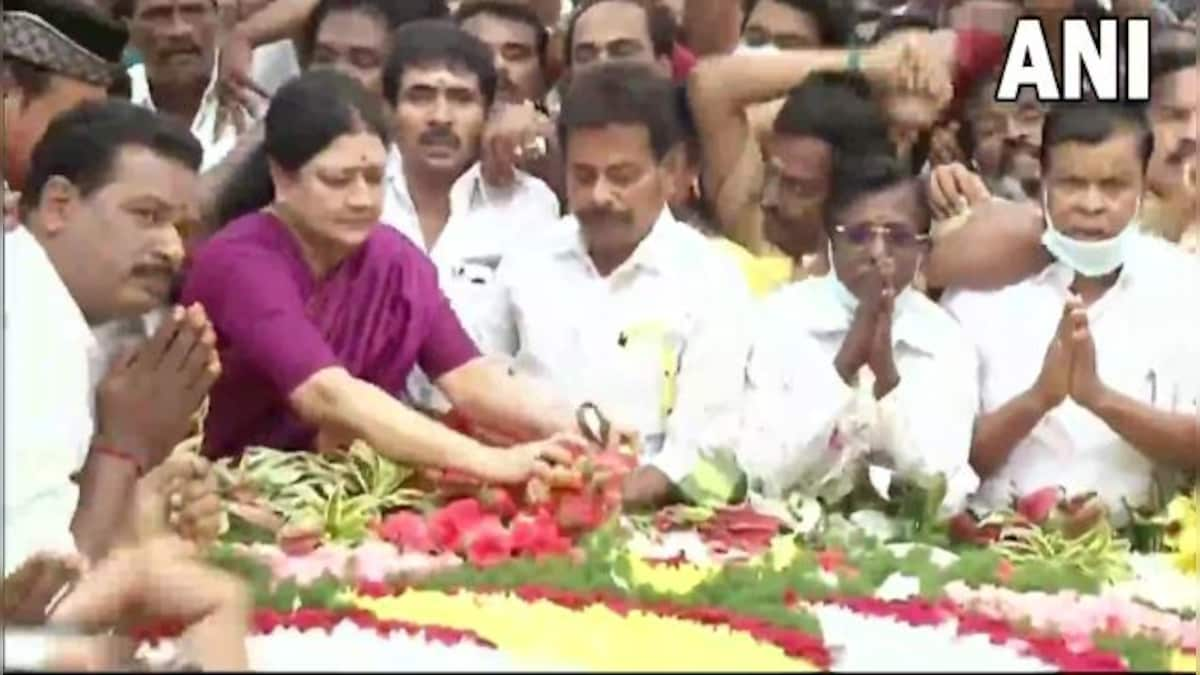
[182, 211, 479, 459]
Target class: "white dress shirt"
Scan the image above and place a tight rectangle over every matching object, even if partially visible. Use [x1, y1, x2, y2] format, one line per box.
[473, 208, 754, 483]
[738, 276, 981, 512]
[128, 56, 245, 172]
[942, 233, 1200, 515]
[381, 146, 561, 408]
[381, 147, 561, 326]
[3, 228, 92, 574]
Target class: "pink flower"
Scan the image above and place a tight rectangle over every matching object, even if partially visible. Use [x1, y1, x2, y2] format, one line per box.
[428, 498, 485, 551]
[510, 512, 571, 558]
[376, 511, 436, 553]
[463, 516, 514, 567]
[1016, 486, 1063, 524]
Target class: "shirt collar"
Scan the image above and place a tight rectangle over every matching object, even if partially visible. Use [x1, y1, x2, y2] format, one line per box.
[555, 206, 680, 276]
[807, 275, 941, 356]
[128, 54, 222, 128]
[385, 145, 508, 215]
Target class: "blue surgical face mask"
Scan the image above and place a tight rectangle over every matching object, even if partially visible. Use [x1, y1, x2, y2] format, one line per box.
[1041, 191, 1140, 278]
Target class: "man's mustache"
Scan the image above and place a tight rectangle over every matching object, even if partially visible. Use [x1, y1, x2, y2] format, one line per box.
[577, 208, 633, 226]
[158, 41, 201, 59]
[131, 261, 178, 287]
[419, 128, 461, 149]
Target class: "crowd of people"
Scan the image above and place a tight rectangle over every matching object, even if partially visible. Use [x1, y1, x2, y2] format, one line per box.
[3, 0, 1197, 668]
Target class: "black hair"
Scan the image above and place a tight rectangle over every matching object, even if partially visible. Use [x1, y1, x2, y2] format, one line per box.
[454, 1, 550, 69]
[871, 12, 936, 44]
[557, 61, 681, 161]
[564, 0, 674, 67]
[742, 0, 848, 47]
[1040, 100, 1154, 171]
[300, 0, 447, 63]
[1150, 46, 1199, 87]
[824, 153, 929, 234]
[774, 71, 894, 156]
[381, 19, 498, 109]
[213, 69, 391, 226]
[21, 99, 201, 210]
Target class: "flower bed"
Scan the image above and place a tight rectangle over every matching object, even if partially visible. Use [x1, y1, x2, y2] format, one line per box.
[191, 446, 1197, 672]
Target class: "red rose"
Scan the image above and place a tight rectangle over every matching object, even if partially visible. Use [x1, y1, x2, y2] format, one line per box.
[428, 498, 485, 551]
[463, 516, 514, 567]
[510, 512, 571, 557]
[377, 511, 436, 553]
[1016, 486, 1063, 525]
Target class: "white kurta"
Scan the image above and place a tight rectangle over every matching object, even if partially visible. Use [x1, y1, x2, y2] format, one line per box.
[3, 228, 94, 574]
[738, 276, 981, 513]
[942, 233, 1200, 515]
[380, 147, 561, 408]
[473, 208, 754, 483]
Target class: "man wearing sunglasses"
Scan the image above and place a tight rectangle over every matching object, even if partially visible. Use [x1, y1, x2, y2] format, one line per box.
[736, 153, 979, 511]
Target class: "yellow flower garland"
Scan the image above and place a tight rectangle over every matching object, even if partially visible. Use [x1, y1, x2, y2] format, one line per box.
[1165, 495, 1198, 576]
[1170, 649, 1197, 673]
[354, 590, 817, 671]
[623, 555, 716, 595]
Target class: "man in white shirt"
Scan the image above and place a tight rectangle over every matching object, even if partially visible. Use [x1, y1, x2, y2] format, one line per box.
[381, 22, 559, 324]
[6, 100, 222, 564]
[739, 154, 980, 511]
[380, 22, 561, 410]
[943, 101, 1200, 518]
[125, 0, 249, 171]
[4, 99, 248, 672]
[475, 61, 753, 508]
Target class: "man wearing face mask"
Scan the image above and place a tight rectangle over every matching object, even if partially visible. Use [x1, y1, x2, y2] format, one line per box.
[738, 154, 980, 511]
[475, 62, 753, 509]
[942, 101, 1200, 518]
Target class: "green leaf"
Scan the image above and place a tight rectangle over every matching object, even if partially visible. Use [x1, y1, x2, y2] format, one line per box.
[268, 579, 300, 613]
[297, 573, 347, 609]
[221, 511, 278, 545]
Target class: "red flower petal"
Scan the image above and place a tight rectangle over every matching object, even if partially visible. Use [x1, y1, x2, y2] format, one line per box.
[377, 511, 436, 553]
[1016, 486, 1063, 525]
[428, 498, 485, 551]
[463, 516, 514, 567]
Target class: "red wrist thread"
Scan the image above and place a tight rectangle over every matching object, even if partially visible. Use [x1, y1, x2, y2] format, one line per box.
[91, 444, 145, 476]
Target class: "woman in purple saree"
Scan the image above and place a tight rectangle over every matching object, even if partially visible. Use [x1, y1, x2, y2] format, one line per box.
[182, 70, 581, 484]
